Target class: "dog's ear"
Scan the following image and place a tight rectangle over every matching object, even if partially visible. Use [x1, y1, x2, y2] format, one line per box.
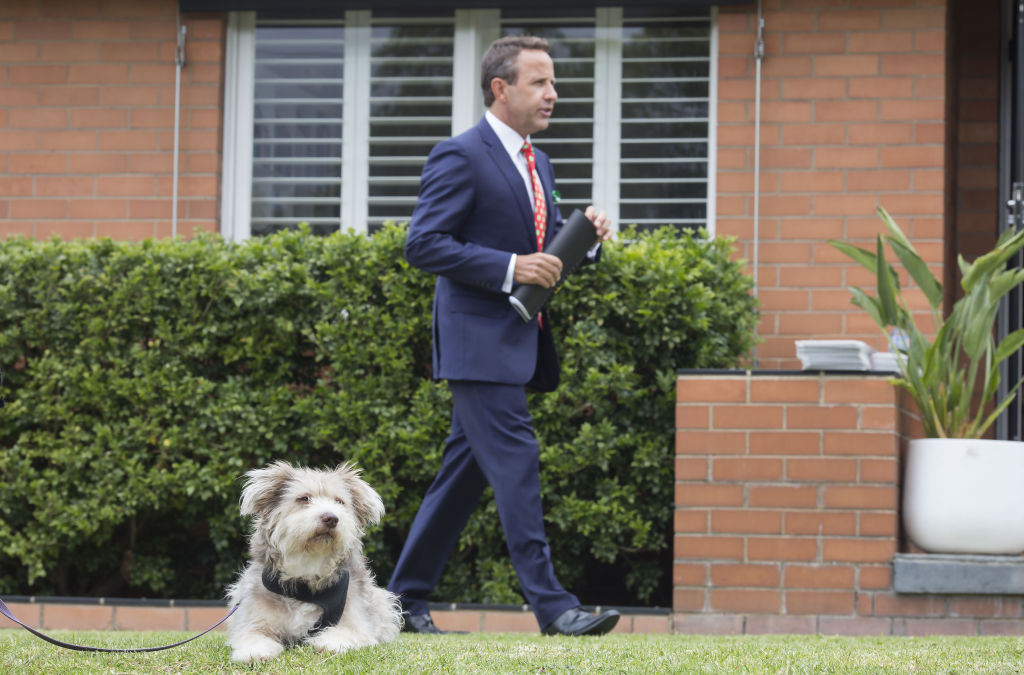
[336, 463, 385, 528]
[240, 461, 294, 517]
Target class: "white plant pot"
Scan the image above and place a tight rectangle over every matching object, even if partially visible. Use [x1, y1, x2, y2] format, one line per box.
[903, 438, 1024, 554]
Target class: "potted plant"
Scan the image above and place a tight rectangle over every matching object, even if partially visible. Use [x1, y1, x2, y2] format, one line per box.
[830, 206, 1024, 554]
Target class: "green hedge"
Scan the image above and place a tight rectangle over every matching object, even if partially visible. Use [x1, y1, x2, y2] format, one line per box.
[0, 225, 757, 606]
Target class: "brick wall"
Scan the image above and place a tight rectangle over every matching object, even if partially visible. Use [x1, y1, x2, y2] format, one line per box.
[674, 371, 1024, 635]
[716, 0, 948, 369]
[0, 0, 224, 240]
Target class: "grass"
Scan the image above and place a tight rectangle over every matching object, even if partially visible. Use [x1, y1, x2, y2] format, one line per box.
[3, 631, 1024, 674]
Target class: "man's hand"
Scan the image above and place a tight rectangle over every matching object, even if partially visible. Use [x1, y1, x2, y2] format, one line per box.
[514, 252, 563, 288]
[585, 205, 613, 242]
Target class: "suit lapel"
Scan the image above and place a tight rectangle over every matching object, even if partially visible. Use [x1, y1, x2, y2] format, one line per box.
[475, 120, 538, 248]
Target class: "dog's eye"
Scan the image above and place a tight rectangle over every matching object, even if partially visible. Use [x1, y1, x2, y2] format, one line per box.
[334, 497, 345, 505]
[296, 495, 311, 504]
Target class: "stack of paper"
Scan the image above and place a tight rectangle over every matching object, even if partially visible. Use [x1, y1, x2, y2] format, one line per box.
[870, 351, 902, 373]
[795, 340, 875, 371]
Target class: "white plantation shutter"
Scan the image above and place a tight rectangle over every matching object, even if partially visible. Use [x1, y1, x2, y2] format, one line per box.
[230, 8, 715, 239]
[366, 15, 455, 233]
[619, 9, 712, 232]
[251, 20, 345, 235]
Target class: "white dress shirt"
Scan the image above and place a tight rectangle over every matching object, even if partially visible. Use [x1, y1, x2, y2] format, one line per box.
[484, 111, 534, 293]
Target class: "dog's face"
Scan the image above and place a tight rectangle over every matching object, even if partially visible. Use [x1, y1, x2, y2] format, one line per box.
[239, 461, 385, 577]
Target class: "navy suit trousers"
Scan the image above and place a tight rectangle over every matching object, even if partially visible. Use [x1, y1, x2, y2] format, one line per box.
[387, 380, 578, 629]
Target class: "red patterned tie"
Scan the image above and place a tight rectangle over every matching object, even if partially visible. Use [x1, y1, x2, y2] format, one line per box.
[521, 141, 547, 251]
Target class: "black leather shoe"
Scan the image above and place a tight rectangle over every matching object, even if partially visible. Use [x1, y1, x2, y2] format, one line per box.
[542, 607, 620, 636]
[401, 613, 466, 634]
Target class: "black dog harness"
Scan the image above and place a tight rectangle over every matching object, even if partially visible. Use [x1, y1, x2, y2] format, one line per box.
[261, 567, 349, 635]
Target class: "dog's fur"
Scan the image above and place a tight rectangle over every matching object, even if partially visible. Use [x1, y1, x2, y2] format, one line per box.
[225, 461, 402, 663]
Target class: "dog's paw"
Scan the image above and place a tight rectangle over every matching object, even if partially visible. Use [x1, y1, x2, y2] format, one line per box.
[230, 635, 284, 663]
[307, 626, 370, 654]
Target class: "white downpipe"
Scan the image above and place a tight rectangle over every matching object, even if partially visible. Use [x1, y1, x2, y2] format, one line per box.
[172, 23, 186, 238]
[752, 0, 765, 367]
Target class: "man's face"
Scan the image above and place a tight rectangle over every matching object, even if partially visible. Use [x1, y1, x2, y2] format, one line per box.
[501, 49, 557, 137]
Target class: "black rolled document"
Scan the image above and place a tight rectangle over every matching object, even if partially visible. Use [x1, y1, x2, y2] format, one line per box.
[509, 208, 598, 323]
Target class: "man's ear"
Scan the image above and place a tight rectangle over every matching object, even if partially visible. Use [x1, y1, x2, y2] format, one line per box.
[490, 77, 508, 104]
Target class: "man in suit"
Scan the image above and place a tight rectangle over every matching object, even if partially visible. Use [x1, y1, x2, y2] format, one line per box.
[388, 35, 618, 637]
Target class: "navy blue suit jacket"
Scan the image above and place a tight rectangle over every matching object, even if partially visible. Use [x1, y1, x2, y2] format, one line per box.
[405, 118, 568, 392]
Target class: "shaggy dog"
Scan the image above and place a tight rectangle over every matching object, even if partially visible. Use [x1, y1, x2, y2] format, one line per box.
[226, 461, 402, 663]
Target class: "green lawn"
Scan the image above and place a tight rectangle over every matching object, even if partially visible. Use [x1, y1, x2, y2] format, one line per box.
[2, 630, 1024, 674]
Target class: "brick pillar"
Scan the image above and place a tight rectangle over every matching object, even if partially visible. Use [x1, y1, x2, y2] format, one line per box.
[674, 370, 900, 634]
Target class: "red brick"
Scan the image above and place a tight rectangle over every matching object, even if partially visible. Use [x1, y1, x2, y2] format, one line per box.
[631, 615, 672, 634]
[873, 593, 946, 618]
[186, 606, 233, 632]
[674, 535, 744, 560]
[115, 607, 186, 631]
[787, 590, 856, 615]
[10, 199, 68, 219]
[781, 78, 847, 100]
[678, 378, 745, 403]
[676, 484, 744, 507]
[96, 176, 157, 197]
[858, 513, 898, 536]
[847, 170, 913, 192]
[785, 511, 857, 536]
[711, 509, 782, 534]
[675, 457, 708, 480]
[673, 589, 707, 612]
[904, 619, 979, 636]
[676, 405, 710, 429]
[710, 589, 781, 614]
[713, 458, 783, 481]
[67, 153, 127, 173]
[750, 379, 819, 403]
[749, 485, 818, 508]
[784, 564, 855, 589]
[482, 611, 538, 633]
[849, 123, 914, 145]
[823, 485, 897, 509]
[38, 131, 98, 151]
[673, 562, 708, 586]
[42, 605, 113, 630]
[746, 615, 818, 634]
[433, 610, 482, 633]
[9, 154, 66, 174]
[880, 145, 944, 168]
[859, 565, 893, 590]
[748, 537, 818, 562]
[816, 101, 879, 123]
[819, 616, 892, 635]
[950, 597, 1023, 619]
[823, 378, 895, 404]
[68, 199, 128, 219]
[787, 406, 858, 430]
[0, 602, 40, 628]
[671, 613, 744, 635]
[711, 563, 780, 587]
[676, 430, 747, 455]
[979, 621, 1024, 636]
[787, 458, 857, 482]
[749, 431, 822, 455]
[824, 432, 897, 456]
[713, 405, 784, 429]
[859, 458, 898, 482]
[674, 508, 708, 533]
[822, 538, 896, 563]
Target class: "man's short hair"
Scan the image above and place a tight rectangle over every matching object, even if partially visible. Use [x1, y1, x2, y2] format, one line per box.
[480, 35, 551, 108]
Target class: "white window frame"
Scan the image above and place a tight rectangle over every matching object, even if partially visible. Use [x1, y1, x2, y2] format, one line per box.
[221, 7, 718, 240]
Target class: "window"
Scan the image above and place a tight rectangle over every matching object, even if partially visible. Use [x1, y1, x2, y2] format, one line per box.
[221, 7, 716, 241]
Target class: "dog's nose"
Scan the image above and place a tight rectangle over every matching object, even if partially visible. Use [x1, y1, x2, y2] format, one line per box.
[320, 513, 339, 529]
